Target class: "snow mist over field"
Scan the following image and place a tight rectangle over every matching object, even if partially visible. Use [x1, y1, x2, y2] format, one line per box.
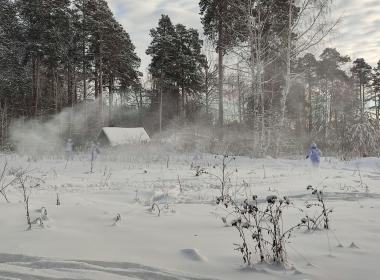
[10, 113, 68, 155]
[0, 150, 379, 280]
[9, 101, 109, 155]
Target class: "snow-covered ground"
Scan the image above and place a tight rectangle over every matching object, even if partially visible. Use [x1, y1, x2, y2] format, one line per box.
[0, 149, 379, 280]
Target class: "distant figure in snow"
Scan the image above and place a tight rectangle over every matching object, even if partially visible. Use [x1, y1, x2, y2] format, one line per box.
[306, 143, 321, 166]
[89, 141, 100, 173]
[89, 141, 100, 161]
[65, 138, 74, 160]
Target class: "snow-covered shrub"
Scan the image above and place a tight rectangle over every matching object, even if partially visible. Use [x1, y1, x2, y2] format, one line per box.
[192, 164, 206, 177]
[342, 112, 379, 159]
[150, 203, 161, 217]
[28, 207, 49, 228]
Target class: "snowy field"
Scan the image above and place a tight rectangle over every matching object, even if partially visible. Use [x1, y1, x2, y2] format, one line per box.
[0, 148, 379, 280]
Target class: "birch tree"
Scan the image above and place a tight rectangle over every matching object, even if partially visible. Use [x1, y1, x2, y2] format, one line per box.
[275, 0, 336, 156]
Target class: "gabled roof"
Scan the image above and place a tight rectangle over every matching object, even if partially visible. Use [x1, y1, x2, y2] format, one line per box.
[100, 127, 150, 146]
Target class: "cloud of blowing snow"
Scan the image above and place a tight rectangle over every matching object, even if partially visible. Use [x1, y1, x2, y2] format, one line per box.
[9, 101, 107, 156]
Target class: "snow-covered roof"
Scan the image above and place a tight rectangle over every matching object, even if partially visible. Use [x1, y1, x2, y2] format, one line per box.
[100, 127, 150, 146]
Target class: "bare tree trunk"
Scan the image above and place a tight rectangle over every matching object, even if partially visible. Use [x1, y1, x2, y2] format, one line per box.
[324, 80, 328, 141]
[67, 64, 73, 106]
[73, 69, 78, 104]
[32, 56, 41, 116]
[99, 36, 103, 116]
[375, 93, 379, 123]
[2, 105, 4, 147]
[82, 0, 87, 101]
[83, 59, 87, 101]
[218, 20, 224, 128]
[256, 8, 265, 151]
[134, 89, 143, 125]
[362, 84, 365, 113]
[160, 87, 163, 133]
[185, 90, 189, 119]
[53, 68, 58, 114]
[36, 57, 40, 116]
[205, 65, 210, 117]
[95, 73, 99, 99]
[159, 72, 164, 134]
[176, 86, 179, 117]
[181, 75, 185, 120]
[32, 57, 36, 114]
[139, 91, 143, 108]
[308, 82, 313, 134]
[249, 11, 255, 128]
[237, 63, 242, 123]
[0, 102, 6, 147]
[139, 91, 143, 125]
[329, 80, 333, 124]
[275, 1, 292, 157]
[109, 75, 114, 125]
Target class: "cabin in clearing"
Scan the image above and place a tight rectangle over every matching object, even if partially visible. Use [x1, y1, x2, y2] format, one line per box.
[97, 127, 150, 147]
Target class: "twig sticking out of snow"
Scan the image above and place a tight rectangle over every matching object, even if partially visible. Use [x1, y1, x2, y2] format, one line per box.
[56, 193, 60, 206]
[151, 203, 161, 217]
[0, 161, 19, 203]
[177, 175, 183, 193]
[349, 242, 359, 249]
[31, 217, 44, 227]
[305, 185, 333, 230]
[134, 190, 140, 202]
[115, 213, 121, 223]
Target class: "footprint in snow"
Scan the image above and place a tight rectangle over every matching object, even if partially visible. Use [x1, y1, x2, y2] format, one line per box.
[180, 248, 207, 262]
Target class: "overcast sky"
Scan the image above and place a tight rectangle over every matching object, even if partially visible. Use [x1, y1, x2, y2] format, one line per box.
[107, 0, 380, 73]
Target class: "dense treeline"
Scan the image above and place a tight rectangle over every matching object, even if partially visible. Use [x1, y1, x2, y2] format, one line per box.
[289, 49, 379, 157]
[195, 0, 380, 157]
[145, 1, 379, 157]
[145, 15, 207, 131]
[0, 0, 379, 157]
[0, 0, 141, 143]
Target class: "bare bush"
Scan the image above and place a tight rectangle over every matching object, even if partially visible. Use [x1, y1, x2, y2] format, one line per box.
[195, 154, 237, 198]
[219, 194, 304, 267]
[14, 169, 44, 230]
[0, 162, 18, 202]
[304, 185, 333, 230]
